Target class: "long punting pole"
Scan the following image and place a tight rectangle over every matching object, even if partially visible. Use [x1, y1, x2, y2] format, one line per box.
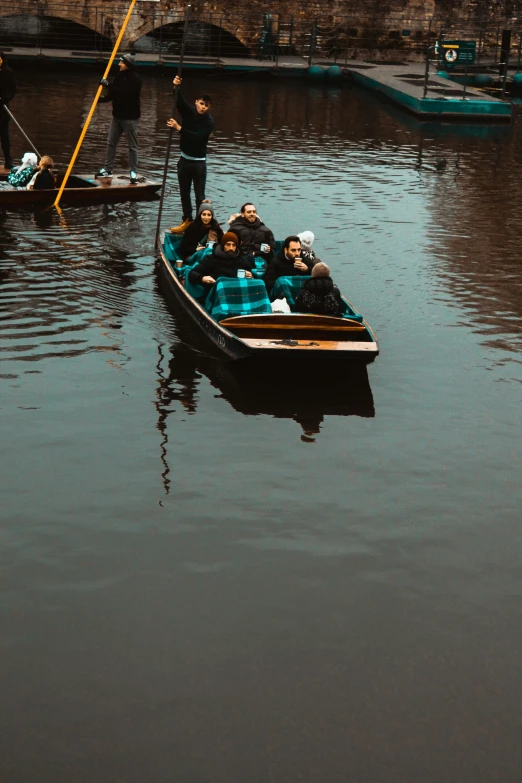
[2, 105, 41, 159]
[154, 4, 192, 247]
[53, 0, 138, 209]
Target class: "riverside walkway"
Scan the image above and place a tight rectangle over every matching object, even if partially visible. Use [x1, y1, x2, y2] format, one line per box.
[6, 45, 512, 121]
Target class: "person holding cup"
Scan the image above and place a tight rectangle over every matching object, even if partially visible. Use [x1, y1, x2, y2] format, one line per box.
[188, 231, 253, 291]
[264, 235, 314, 291]
[228, 203, 275, 265]
[178, 199, 224, 262]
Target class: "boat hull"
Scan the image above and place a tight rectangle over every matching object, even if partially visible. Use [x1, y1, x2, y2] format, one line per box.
[157, 239, 379, 364]
[0, 173, 161, 208]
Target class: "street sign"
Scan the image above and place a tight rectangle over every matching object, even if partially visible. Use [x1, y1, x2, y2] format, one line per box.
[440, 40, 476, 68]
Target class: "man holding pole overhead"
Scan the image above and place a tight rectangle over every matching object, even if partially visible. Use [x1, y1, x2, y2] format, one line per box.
[168, 75, 214, 234]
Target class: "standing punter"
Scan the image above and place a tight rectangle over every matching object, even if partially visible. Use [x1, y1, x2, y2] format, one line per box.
[97, 53, 141, 184]
[168, 76, 214, 234]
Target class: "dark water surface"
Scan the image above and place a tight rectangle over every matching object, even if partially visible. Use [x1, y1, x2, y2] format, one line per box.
[1, 71, 521, 782]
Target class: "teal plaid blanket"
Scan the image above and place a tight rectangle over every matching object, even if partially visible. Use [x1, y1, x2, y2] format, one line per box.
[204, 278, 272, 322]
[163, 233, 183, 262]
[270, 276, 312, 309]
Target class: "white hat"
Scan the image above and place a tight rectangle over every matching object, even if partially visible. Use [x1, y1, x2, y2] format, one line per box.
[18, 152, 38, 172]
[298, 231, 314, 249]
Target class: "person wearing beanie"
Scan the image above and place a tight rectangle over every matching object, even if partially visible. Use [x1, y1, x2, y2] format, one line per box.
[97, 53, 141, 184]
[0, 51, 17, 170]
[189, 231, 253, 290]
[178, 199, 224, 261]
[294, 261, 343, 317]
[168, 75, 215, 234]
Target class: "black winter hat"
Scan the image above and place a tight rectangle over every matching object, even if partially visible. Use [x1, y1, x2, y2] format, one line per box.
[120, 53, 136, 68]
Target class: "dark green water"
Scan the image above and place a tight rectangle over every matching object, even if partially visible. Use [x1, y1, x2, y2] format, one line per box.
[1, 71, 521, 782]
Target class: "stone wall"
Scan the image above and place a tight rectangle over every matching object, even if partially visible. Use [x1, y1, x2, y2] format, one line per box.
[0, 0, 518, 55]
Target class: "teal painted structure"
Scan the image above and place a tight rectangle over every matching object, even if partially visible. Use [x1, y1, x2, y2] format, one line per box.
[327, 65, 343, 81]
[308, 65, 326, 80]
[474, 73, 494, 87]
[350, 70, 511, 122]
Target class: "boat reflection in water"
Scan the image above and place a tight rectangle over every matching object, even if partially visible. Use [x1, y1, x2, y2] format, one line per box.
[154, 336, 375, 491]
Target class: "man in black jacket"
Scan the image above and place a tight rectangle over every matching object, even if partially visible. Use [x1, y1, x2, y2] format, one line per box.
[97, 54, 141, 184]
[228, 203, 275, 263]
[0, 51, 17, 170]
[168, 75, 214, 233]
[264, 235, 312, 290]
[189, 231, 253, 291]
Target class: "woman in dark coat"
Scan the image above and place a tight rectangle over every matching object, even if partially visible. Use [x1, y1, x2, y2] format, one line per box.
[0, 51, 17, 170]
[178, 200, 223, 261]
[189, 231, 253, 290]
[295, 262, 343, 317]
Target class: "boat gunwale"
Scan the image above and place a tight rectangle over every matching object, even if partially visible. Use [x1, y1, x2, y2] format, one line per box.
[0, 173, 161, 207]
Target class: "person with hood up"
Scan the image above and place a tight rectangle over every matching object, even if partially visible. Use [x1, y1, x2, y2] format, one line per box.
[97, 53, 141, 184]
[188, 231, 253, 291]
[228, 203, 275, 263]
[264, 235, 314, 291]
[297, 230, 317, 266]
[178, 199, 223, 262]
[0, 51, 17, 170]
[8, 152, 37, 187]
[294, 262, 343, 317]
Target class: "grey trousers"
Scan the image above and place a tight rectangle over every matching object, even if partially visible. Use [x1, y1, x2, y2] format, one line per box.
[104, 117, 138, 171]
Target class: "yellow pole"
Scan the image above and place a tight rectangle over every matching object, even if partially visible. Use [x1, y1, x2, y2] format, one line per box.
[53, 0, 138, 208]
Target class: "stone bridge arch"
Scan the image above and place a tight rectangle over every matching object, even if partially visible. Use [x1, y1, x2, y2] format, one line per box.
[0, 4, 113, 50]
[130, 16, 253, 58]
[0, 2, 267, 55]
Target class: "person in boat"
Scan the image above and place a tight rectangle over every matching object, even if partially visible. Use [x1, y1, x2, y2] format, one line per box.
[97, 53, 141, 185]
[8, 152, 38, 187]
[168, 76, 214, 234]
[0, 51, 17, 171]
[264, 235, 314, 291]
[228, 203, 275, 264]
[294, 262, 343, 317]
[188, 231, 253, 290]
[27, 156, 56, 190]
[178, 199, 223, 262]
[297, 231, 317, 266]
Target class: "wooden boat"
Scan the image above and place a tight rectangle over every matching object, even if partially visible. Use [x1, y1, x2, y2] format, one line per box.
[0, 172, 161, 207]
[157, 233, 379, 363]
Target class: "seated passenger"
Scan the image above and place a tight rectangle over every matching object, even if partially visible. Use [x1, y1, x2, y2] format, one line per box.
[27, 156, 56, 190]
[178, 199, 224, 262]
[264, 235, 314, 290]
[7, 152, 38, 188]
[297, 230, 317, 267]
[188, 231, 253, 290]
[228, 203, 275, 263]
[294, 262, 343, 317]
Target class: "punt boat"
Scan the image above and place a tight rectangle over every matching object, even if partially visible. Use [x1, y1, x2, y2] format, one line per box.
[0, 172, 161, 208]
[157, 232, 379, 363]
